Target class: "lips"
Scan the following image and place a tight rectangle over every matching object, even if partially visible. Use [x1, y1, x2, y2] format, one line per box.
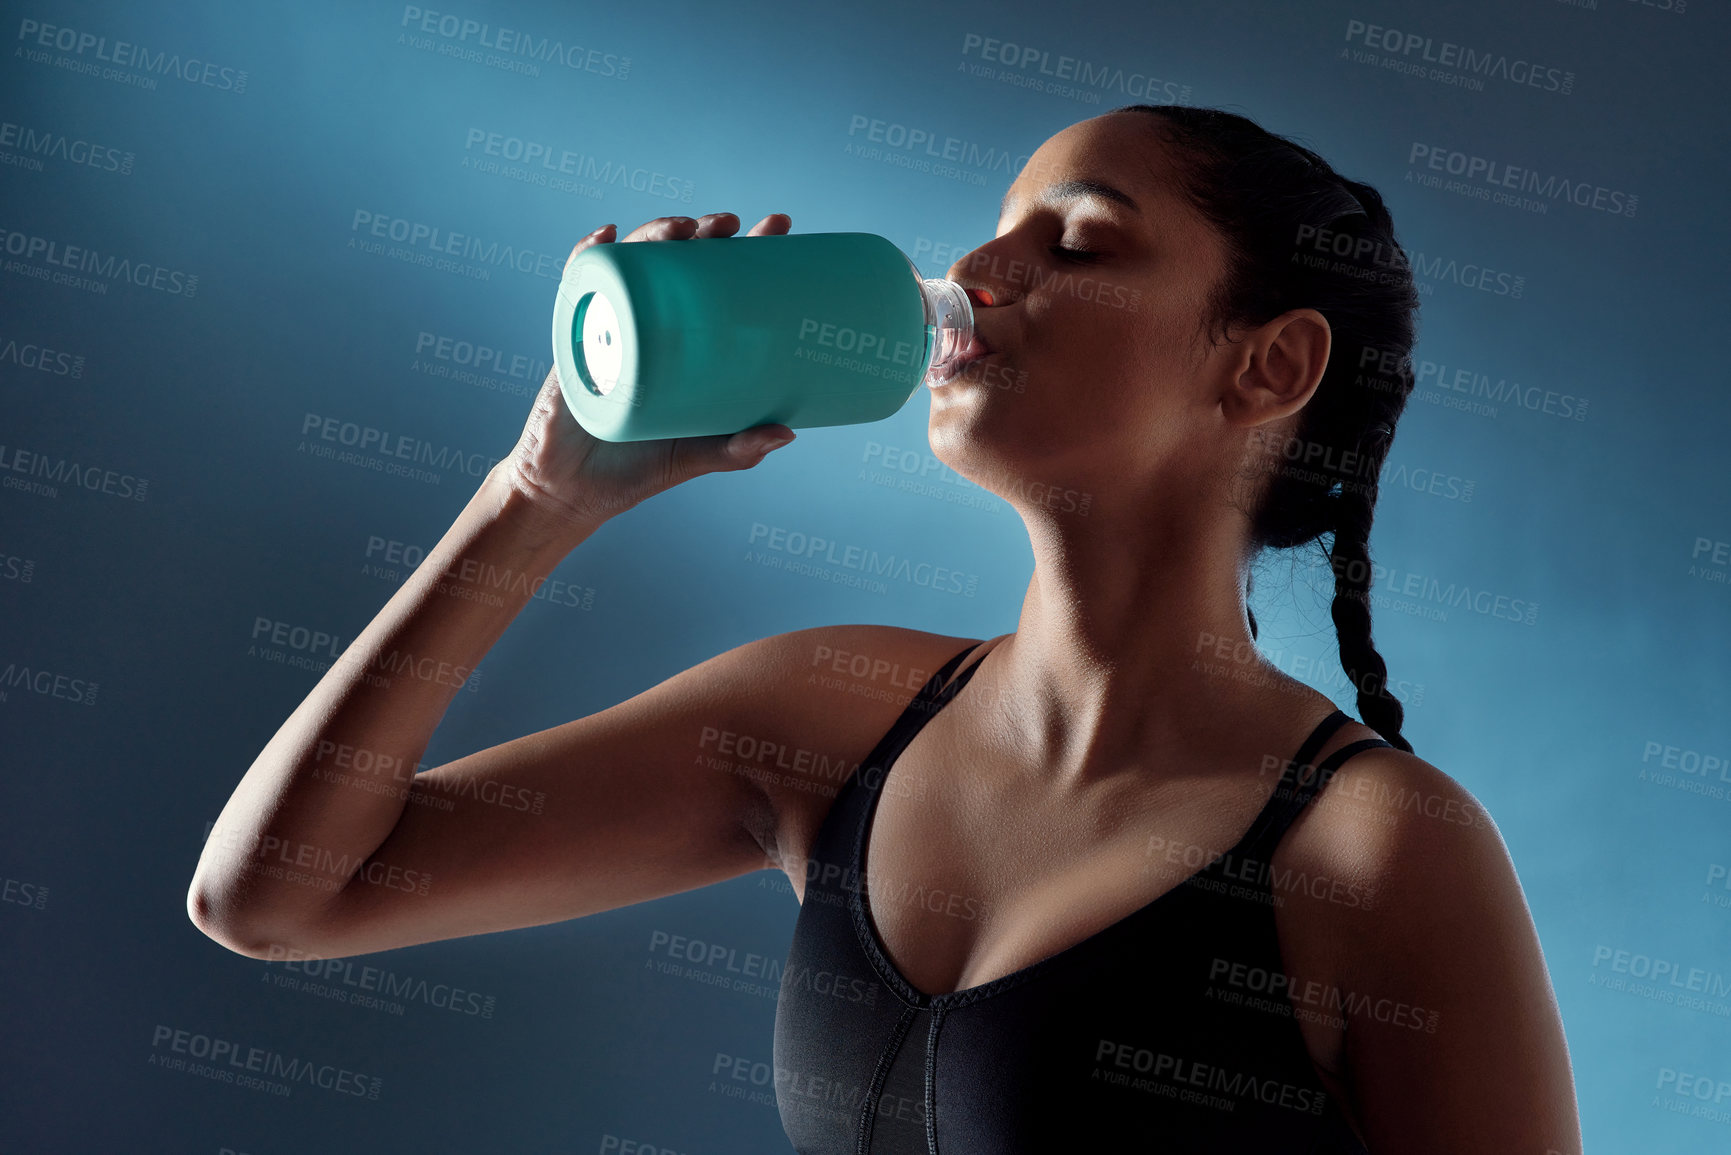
[930, 329, 995, 385]
[953, 330, 993, 368]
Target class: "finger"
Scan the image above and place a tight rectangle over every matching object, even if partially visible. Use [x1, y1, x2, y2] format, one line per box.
[746, 213, 792, 237]
[620, 216, 698, 243]
[671, 423, 797, 479]
[721, 423, 797, 467]
[692, 212, 741, 238]
[565, 223, 617, 271]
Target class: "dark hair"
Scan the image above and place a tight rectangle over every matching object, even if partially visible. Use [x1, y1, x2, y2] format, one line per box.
[1115, 103, 1419, 754]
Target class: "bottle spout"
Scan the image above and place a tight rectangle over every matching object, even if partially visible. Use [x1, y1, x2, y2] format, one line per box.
[919, 278, 975, 384]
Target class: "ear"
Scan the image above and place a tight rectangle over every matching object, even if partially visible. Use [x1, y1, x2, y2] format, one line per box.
[1220, 307, 1332, 427]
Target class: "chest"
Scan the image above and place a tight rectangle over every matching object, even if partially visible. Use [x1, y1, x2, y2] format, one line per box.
[852, 732, 1355, 1097]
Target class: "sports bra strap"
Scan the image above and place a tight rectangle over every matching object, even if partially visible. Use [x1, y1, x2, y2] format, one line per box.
[865, 654, 1395, 876]
[1238, 724, 1396, 863]
[1290, 709, 1353, 775]
[933, 640, 985, 694]
[854, 641, 986, 782]
[912, 640, 986, 716]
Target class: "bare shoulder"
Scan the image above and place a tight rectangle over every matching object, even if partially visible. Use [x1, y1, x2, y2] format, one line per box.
[1276, 743, 1578, 1146]
[1272, 741, 1581, 1147]
[1291, 742, 1502, 872]
[1277, 738, 1544, 992]
[1280, 741, 1515, 925]
[718, 622, 987, 886]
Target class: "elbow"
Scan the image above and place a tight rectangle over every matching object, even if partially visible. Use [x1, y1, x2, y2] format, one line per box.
[186, 883, 262, 958]
[185, 883, 300, 961]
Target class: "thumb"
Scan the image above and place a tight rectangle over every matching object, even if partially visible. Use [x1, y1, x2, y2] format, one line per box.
[663, 425, 797, 484]
[715, 426, 798, 471]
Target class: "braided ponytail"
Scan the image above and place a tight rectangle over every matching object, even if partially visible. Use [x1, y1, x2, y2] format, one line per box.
[1326, 436, 1413, 753]
[1118, 104, 1419, 753]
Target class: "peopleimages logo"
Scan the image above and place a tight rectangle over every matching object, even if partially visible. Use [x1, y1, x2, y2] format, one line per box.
[1413, 356, 1588, 422]
[1342, 18, 1574, 94]
[0, 334, 85, 378]
[0, 442, 148, 502]
[298, 412, 505, 479]
[397, 6, 629, 78]
[263, 945, 498, 1019]
[0, 119, 133, 175]
[412, 330, 548, 387]
[349, 211, 564, 280]
[1408, 143, 1637, 218]
[957, 33, 1193, 105]
[1292, 224, 1527, 299]
[15, 17, 250, 93]
[1326, 557, 1540, 627]
[845, 114, 1034, 180]
[460, 128, 693, 201]
[0, 227, 197, 296]
[0, 659, 100, 706]
[148, 1024, 381, 1100]
[745, 522, 981, 598]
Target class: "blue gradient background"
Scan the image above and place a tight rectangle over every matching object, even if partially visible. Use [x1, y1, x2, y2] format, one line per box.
[2, 0, 1728, 1151]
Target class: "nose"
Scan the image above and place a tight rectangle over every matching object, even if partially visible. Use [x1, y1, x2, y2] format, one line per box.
[948, 241, 1012, 307]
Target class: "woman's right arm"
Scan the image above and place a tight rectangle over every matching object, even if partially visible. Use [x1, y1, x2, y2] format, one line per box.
[187, 212, 806, 960]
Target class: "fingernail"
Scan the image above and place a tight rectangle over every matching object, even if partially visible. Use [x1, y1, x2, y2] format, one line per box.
[759, 433, 795, 454]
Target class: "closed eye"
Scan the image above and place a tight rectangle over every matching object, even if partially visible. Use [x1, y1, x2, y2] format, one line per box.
[1050, 246, 1100, 263]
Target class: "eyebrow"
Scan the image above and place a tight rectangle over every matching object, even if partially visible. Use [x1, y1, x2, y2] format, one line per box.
[998, 178, 1140, 220]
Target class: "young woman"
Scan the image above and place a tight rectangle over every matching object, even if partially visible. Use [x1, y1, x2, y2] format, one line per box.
[189, 104, 1582, 1153]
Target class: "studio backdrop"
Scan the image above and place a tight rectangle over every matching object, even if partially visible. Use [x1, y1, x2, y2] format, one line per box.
[2, 0, 1728, 1152]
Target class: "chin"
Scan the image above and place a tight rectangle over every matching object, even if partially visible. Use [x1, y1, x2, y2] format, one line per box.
[926, 400, 1046, 495]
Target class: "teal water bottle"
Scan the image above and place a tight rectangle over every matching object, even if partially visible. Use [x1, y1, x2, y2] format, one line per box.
[549, 232, 976, 442]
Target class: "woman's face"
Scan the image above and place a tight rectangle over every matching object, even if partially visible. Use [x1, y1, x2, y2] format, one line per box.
[933, 112, 1250, 510]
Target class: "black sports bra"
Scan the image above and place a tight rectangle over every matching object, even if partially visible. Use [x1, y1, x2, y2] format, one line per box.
[772, 640, 1393, 1153]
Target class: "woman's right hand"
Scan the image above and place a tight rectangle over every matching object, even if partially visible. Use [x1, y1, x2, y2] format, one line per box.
[499, 212, 798, 529]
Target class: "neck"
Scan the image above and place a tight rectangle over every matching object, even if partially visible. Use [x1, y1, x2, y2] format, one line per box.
[971, 495, 1318, 786]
